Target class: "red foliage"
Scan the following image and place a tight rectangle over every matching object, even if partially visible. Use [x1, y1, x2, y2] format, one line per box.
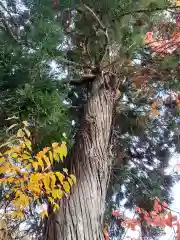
[122, 219, 139, 230]
[177, 223, 180, 240]
[162, 201, 168, 209]
[154, 198, 162, 212]
[135, 207, 141, 213]
[112, 209, 121, 217]
[165, 211, 173, 227]
[144, 31, 180, 55]
[114, 198, 180, 239]
[132, 199, 180, 239]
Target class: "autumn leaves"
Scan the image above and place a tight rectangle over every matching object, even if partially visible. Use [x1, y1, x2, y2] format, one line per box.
[112, 198, 180, 240]
[0, 121, 76, 220]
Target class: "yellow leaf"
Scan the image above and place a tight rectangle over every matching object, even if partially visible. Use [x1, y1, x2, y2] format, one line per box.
[4, 149, 13, 155]
[20, 142, 26, 149]
[24, 127, 31, 137]
[53, 152, 59, 161]
[0, 157, 5, 164]
[52, 142, 59, 149]
[43, 155, 51, 167]
[30, 173, 42, 184]
[24, 164, 32, 170]
[17, 211, 24, 219]
[42, 147, 50, 154]
[11, 153, 18, 158]
[56, 142, 67, 160]
[69, 174, 76, 184]
[63, 168, 68, 174]
[1, 162, 11, 171]
[11, 211, 24, 220]
[49, 173, 56, 190]
[52, 189, 63, 199]
[48, 151, 53, 164]
[61, 141, 67, 158]
[12, 146, 21, 153]
[17, 129, 25, 138]
[7, 178, 13, 184]
[52, 189, 57, 199]
[28, 185, 41, 195]
[21, 195, 29, 208]
[24, 138, 32, 151]
[22, 154, 31, 160]
[63, 181, 70, 193]
[53, 202, 60, 212]
[4, 194, 9, 198]
[36, 157, 44, 171]
[40, 209, 48, 219]
[36, 151, 44, 158]
[43, 174, 50, 192]
[68, 177, 73, 187]
[56, 189, 63, 199]
[55, 172, 65, 183]
[32, 162, 38, 171]
[48, 196, 55, 204]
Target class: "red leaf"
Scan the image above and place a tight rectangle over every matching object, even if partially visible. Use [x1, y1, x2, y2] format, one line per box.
[154, 199, 162, 213]
[135, 207, 141, 213]
[144, 32, 154, 44]
[150, 211, 158, 217]
[176, 222, 180, 234]
[165, 212, 173, 227]
[162, 201, 168, 209]
[112, 210, 121, 216]
[144, 215, 153, 225]
[129, 221, 138, 230]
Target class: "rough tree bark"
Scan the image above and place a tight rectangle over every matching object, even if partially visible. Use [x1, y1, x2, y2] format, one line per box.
[44, 72, 118, 240]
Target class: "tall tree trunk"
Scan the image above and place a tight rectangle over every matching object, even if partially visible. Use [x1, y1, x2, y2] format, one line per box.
[44, 73, 118, 240]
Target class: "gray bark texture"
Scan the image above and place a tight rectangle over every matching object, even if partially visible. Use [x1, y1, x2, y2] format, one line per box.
[44, 73, 118, 240]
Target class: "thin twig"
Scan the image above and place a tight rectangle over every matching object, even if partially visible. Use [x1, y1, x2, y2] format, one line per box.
[118, 5, 180, 18]
[0, 12, 20, 43]
[0, 1, 18, 28]
[83, 3, 106, 30]
[82, 3, 110, 65]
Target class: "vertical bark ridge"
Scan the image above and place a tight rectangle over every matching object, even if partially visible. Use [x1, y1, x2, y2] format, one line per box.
[45, 73, 118, 240]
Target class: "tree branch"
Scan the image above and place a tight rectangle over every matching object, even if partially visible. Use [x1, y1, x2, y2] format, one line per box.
[118, 5, 180, 18]
[82, 3, 110, 65]
[65, 74, 96, 86]
[83, 3, 106, 30]
[0, 1, 18, 28]
[0, 18, 19, 43]
[57, 57, 92, 69]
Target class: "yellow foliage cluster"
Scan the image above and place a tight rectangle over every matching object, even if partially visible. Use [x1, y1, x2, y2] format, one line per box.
[0, 121, 76, 219]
